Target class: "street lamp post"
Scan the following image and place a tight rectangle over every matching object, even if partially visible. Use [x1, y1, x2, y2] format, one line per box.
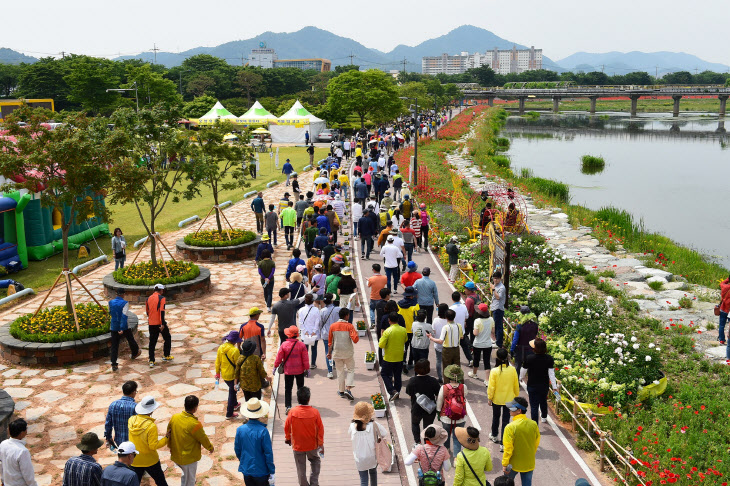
[106, 82, 139, 113]
[178, 70, 191, 95]
[399, 96, 418, 186]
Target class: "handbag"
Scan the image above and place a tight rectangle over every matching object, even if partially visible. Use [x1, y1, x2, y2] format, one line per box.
[372, 422, 394, 473]
[460, 451, 491, 486]
[715, 305, 721, 317]
[277, 341, 297, 375]
[115, 250, 125, 260]
[300, 308, 317, 345]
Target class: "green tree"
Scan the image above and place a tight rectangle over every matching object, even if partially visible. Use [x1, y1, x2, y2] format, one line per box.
[334, 64, 360, 75]
[63, 55, 121, 114]
[124, 64, 181, 107]
[16, 57, 73, 109]
[106, 105, 198, 265]
[663, 71, 693, 85]
[466, 65, 497, 86]
[182, 94, 218, 118]
[326, 69, 401, 128]
[0, 64, 22, 98]
[262, 68, 310, 97]
[186, 75, 216, 97]
[189, 121, 252, 232]
[0, 107, 111, 310]
[398, 82, 433, 113]
[180, 55, 238, 99]
[236, 69, 264, 105]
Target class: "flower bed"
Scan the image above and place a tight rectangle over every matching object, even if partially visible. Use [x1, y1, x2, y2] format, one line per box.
[183, 229, 257, 248]
[10, 303, 109, 343]
[113, 261, 200, 286]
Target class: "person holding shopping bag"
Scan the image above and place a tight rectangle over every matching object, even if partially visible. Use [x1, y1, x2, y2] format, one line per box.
[349, 402, 389, 486]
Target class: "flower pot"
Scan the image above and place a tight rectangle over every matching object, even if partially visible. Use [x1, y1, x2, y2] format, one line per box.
[373, 404, 386, 418]
[358, 329, 367, 337]
[365, 358, 376, 370]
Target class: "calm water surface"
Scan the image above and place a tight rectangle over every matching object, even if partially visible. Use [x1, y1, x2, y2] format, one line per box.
[504, 112, 730, 268]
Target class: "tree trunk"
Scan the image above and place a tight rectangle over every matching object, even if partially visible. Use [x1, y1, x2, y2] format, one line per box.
[62, 224, 72, 313]
[213, 189, 223, 233]
[149, 207, 157, 266]
[360, 114, 365, 128]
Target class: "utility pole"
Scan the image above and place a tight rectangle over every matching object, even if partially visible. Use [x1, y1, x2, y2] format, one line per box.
[241, 54, 246, 67]
[655, 66, 659, 79]
[59, 51, 66, 59]
[601, 64, 605, 73]
[349, 52, 355, 66]
[152, 44, 160, 64]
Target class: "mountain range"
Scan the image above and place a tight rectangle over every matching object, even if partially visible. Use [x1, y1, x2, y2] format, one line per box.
[2, 26, 728, 75]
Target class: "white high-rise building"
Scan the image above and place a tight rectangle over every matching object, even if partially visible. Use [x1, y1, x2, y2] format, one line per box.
[249, 43, 278, 69]
[421, 46, 542, 75]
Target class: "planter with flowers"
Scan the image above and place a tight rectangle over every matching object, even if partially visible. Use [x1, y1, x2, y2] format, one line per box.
[371, 393, 386, 418]
[365, 351, 376, 370]
[356, 320, 367, 337]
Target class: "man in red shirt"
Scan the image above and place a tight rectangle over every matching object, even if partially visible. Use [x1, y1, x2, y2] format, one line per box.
[284, 386, 324, 486]
[400, 261, 423, 288]
[367, 263, 387, 327]
[145, 284, 172, 367]
[239, 307, 266, 359]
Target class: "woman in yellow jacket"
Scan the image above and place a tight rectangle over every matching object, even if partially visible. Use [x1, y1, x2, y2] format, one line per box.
[128, 396, 169, 484]
[486, 348, 519, 450]
[215, 331, 242, 419]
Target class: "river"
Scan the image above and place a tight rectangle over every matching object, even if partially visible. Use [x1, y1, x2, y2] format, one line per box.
[503, 112, 730, 268]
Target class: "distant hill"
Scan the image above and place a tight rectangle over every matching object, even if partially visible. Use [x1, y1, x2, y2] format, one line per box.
[0, 48, 37, 65]
[557, 51, 730, 76]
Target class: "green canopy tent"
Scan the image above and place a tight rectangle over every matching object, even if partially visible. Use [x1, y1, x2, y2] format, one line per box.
[237, 101, 277, 126]
[198, 101, 238, 126]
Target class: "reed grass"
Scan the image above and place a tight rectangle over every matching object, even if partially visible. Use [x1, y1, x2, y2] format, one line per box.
[581, 155, 605, 174]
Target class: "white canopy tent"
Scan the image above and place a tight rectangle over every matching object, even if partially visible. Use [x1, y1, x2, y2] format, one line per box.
[269, 100, 326, 144]
[198, 101, 238, 126]
[237, 101, 278, 126]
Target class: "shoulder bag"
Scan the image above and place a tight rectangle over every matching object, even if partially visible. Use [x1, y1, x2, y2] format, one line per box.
[460, 451, 491, 486]
[277, 341, 297, 375]
[372, 422, 394, 473]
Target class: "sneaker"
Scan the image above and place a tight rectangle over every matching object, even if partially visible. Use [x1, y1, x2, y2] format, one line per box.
[402, 366, 409, 375]
[392, 391, 400, 401]
[327, 372, 334, 379]
[163, 356, 174, 362]
[111, 364, 119, 372]
[226, 413, 239, 420]
[338, 392, 346, 398]
[489, 434, 499, 444]
[131, 350, 142, 360]
[387, 392, 396, 402]
[149, 361, 155, 368]
[234, 402, 241, 411]
[499, 444, 504, 452]
[484, 379, 489, 387]
[467, 371, 477, 379]
[310, 364, 317, 370]
[468, 360, 474, 368]
[267, 307, 272, 312]
[541, 417, 548, 423]
[343, 390, 355, 401]
[285, 407, 291, 415]
[721, 340, 727, 345]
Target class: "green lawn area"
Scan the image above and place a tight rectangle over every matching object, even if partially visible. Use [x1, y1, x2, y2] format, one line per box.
[10, 146, 329, 296]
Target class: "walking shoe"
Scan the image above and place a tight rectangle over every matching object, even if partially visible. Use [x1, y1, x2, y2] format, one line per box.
[499, 444, 504, 452]
[226, 413, 239, 420]
[391, 391, 400, 401]
[488, 434, 499, 444]
[467, 371, 478, 379]
[111, 364, 119, 372]
[163, 356, 174, 362]
[338, 391, 346, 398]
[361, 255, 365, 259]
[131, 350, 142, 360]
[149, 361, 155, 368]
[327, 372, 334, 379]
[541, 417, 548, 423]
[402, 366, 409, 375]
[387, 392, 396, 402]
[234, 402, 241, 411]
[484, 379, 489, 387]
[285, 407, 291, 415]
[343, 390, 355, 401]
[468, 360, 473, 368]
[310, 364, 317, 369]
[267, 307, 272, 312]
[721, 340, 727, 345]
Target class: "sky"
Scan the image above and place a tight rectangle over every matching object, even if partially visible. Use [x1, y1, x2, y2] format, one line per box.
[7, 0, 728, 65]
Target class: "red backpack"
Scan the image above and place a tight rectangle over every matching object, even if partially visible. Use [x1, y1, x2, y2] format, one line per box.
[442, 384, 466, 422]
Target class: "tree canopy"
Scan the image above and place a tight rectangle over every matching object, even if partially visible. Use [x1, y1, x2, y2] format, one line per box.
[325, 69, 402, 127]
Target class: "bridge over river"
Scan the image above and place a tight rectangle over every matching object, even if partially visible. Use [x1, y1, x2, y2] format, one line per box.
[462, 85, 730, 116]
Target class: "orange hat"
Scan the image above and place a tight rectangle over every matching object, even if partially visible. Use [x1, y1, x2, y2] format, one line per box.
[284, 325, 299, 338]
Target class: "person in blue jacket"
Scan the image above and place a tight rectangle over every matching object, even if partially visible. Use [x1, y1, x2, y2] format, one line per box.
[251, 192, 266, 234]
[282, 159, 294, 186]
[285, 248, 306, 282]
[255, 235, 275, 263]
[109, 289, 140, 372]
[235, 398, 275, 486]
[313, 227, 329, 251]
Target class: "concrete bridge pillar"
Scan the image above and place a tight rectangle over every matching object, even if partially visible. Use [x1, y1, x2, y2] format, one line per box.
[629, 95, 640, 117]
[672, 95, 683, 117]
[486, 96, 495, 107]
[517, 96, 527, 115]
[719, 95, 728, 117]
[716, 120, 726, 134]
[552, 96, 561, 113]
[589, 96, 599, 114]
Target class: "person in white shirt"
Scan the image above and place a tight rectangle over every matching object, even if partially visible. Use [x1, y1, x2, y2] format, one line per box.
[430, 304, 450, 383]
[352, 200, 363, 237]
[298, 294, 323, 369]
[378, 155, 386, 171]
[450, 291, 473, 366]
[428, 309, 463, 376]
[343, 140, 351, 159]
[349, 402, 388, 485]
[388, 229, 406, 272]
[469, 304, 495, 382]
[0, 419, 37, 486]
[379, 236, 403, 294]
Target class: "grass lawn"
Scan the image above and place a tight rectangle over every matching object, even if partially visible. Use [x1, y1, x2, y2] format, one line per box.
[9, 146, 329, 297]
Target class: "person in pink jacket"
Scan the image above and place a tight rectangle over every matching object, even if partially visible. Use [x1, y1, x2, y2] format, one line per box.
[719, 276, 730, 352]
[274, 326, 310, 414]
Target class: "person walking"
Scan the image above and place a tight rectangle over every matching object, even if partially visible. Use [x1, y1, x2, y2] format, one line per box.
[100, 441, 139, 486]
[258, 250, 276, 310]
[111, 228, 127, 270]
[282, 201, 298, 250]
[349, 402, 388, 486]
[239, 307, 266, 359]
[404, 424, 451, 484]
[104, 381, 138, 451]
[255, 235, 274, 262]
[109, 290, 140, 372]
[215, 331, 243, 419]
[299, 293, 322, 366]
[445, 236, 460, 283]
[718, 274, 730, 346]
[469, 304, 494, 381]
[413, 267, 439, 323]
[307, 142, 315, 165]
[511, 306, 539, 375]
[405, 359, 440, 444]
[62, 432, 104, 486]
[235, 340, 270, 401]
[431, 304, 449, 383]
[379, 312, 408, 401]
[451, 291, 473, 368]
[358, 208, 376, 259]
[410, 310, 432, 364]
[268, 288, 306, 343]
[502, 397, 540, 486]
[128, 396, 168, 486]
[419, 204, 431, 250]
[453, 427, 493, 486]
[235, 398, 275, 486]
[146, 284, 172, 368]
[283, 158, 294, 186]
[400, 261, 422, 288]
[0, 419, 36, 486]
[490, 270, 507, 349]
[265, 204, 280, 246]
[274, 326, 310, 414]
[286, 248, 307, 283]
[284, 387, 324, 486]
[167, 396, 214, 486]
[398, 286, 420, 372]
[520, 338, 558, 424]
[327, 308, 359, 401]
[295, 195, 310, 229]
[436, 365, 468, 457]
[380, 235, 403, 294]
[487, 348, 519, 449]
[428, 309, 462, 375]
[367, 264, 387, 327]
[251, 192, 266, 234]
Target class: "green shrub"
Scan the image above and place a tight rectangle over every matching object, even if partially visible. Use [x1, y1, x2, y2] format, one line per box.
[184, 229, 257, 247]
[585, 273, 599, 285]
[648, 280, 664, 291]
[519, 167, 534, 179]
[493, 155, 511, 168]
[10, 303, 110, 343]
[114, 261, 200, 286]
[525, 177, 570, 203]
[671, 335, 694, 354]
[495, 137, 511, 150]
[619, 297, 640, 313]
[598, 269, 616, 278]
[678, 296, 693, 308]
[581, 155, 605, 174]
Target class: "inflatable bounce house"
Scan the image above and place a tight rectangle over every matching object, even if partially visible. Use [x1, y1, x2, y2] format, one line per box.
[0, 188, 108, 272]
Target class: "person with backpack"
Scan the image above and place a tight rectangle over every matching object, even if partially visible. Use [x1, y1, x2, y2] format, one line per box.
[453, 426, 493, 486]
[239, 308, 266, 359]
[405, 359, 441, 444]
[487, 348, 519, 450]
[215, 331, 243, 419]
[510, 306, 538, 376]
[349, 402, 389, 486]
[502, 397, 540, 486]
[436, 364, 468, 457]
[520, 338, 558, 425]
[468, 304, 495, 382]
[235, 340, 269, 402]
[404, 424, 451, 485]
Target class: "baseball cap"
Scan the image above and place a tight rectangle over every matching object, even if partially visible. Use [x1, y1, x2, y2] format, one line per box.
[116, 441, 138, 455]
[506, 399, 527, 412]
[153, 284, 165, 290]
[464, 281, 476, 290]
[387, 236, 395, 242]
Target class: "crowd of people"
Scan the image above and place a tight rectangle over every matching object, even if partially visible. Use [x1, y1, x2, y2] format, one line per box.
[0, 112, 583, 486]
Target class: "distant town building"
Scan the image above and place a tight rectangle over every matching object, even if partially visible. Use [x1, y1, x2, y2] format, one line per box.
[273, 59, 331, 72]
[422, 46, 542, 76]
[249, 44, 278, 69]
